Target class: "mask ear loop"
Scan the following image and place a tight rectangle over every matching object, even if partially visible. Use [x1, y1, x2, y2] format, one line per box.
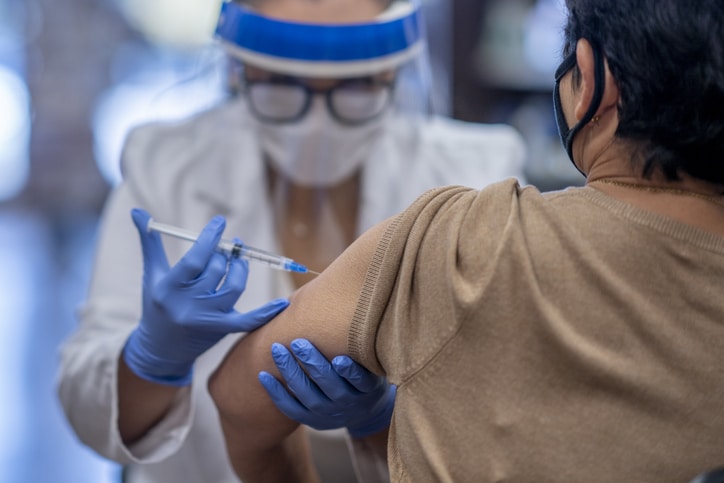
[563, 43, 607, 175]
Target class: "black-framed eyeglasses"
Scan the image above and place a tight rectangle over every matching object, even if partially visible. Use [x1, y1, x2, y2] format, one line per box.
[242, 74, 395, 126]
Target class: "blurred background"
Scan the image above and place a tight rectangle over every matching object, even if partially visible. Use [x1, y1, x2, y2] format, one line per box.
[0, 0, 576, 481]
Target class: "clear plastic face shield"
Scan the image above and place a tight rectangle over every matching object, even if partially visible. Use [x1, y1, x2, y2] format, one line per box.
[214, 0, 433, 188]
[213, 0, 434, 277]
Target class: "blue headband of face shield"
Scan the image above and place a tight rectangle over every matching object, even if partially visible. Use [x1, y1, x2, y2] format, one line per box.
[214, 1, 424, 78]
[553, 41, 606, 176]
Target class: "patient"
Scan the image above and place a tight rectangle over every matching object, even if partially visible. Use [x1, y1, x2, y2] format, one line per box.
[209, 0, 724, 481]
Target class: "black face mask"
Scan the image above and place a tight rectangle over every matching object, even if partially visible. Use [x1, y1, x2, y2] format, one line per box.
[552, 42, 606, 175]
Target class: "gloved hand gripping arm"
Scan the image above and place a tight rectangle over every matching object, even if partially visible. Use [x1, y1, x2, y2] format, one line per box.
[118, 208, 288, 443]
[259, 339, 394, 482]
[260, 339, 395, 438]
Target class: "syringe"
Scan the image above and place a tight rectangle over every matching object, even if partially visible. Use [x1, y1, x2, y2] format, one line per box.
[146, 219, 319, 275]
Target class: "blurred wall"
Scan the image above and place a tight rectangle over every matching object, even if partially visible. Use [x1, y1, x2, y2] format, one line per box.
[0, 0, 131, 481]
[13, 0, 126, 215]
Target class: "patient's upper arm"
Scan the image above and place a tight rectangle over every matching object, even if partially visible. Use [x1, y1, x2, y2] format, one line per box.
[208, 217, 392, 447]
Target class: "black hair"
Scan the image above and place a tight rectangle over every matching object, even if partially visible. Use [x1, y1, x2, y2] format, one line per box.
[564, 0, 724, 184]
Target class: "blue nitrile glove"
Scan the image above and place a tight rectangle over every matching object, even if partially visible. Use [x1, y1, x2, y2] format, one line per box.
[123, 208, 289, 386]
[259, 338, 396, 438]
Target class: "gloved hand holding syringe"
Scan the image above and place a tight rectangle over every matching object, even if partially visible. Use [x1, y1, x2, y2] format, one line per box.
[124, 208, 292, 386]
[146, 218, 319, 275]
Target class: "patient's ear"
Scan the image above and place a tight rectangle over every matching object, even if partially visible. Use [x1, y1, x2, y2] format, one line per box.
[574, 38, 620, 122]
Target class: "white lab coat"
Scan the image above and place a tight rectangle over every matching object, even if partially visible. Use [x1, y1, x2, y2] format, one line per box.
[57, 96, 526, 483]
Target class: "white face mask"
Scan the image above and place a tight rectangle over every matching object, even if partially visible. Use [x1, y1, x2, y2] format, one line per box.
[253, 98, 389, 187]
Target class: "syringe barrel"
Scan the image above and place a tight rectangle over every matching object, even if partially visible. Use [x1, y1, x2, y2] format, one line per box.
[235, 244, 297, 271]
[147, 218, 308, 273]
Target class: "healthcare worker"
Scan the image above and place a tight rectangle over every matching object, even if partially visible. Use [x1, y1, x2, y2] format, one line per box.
[57, 0, 527, 482]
